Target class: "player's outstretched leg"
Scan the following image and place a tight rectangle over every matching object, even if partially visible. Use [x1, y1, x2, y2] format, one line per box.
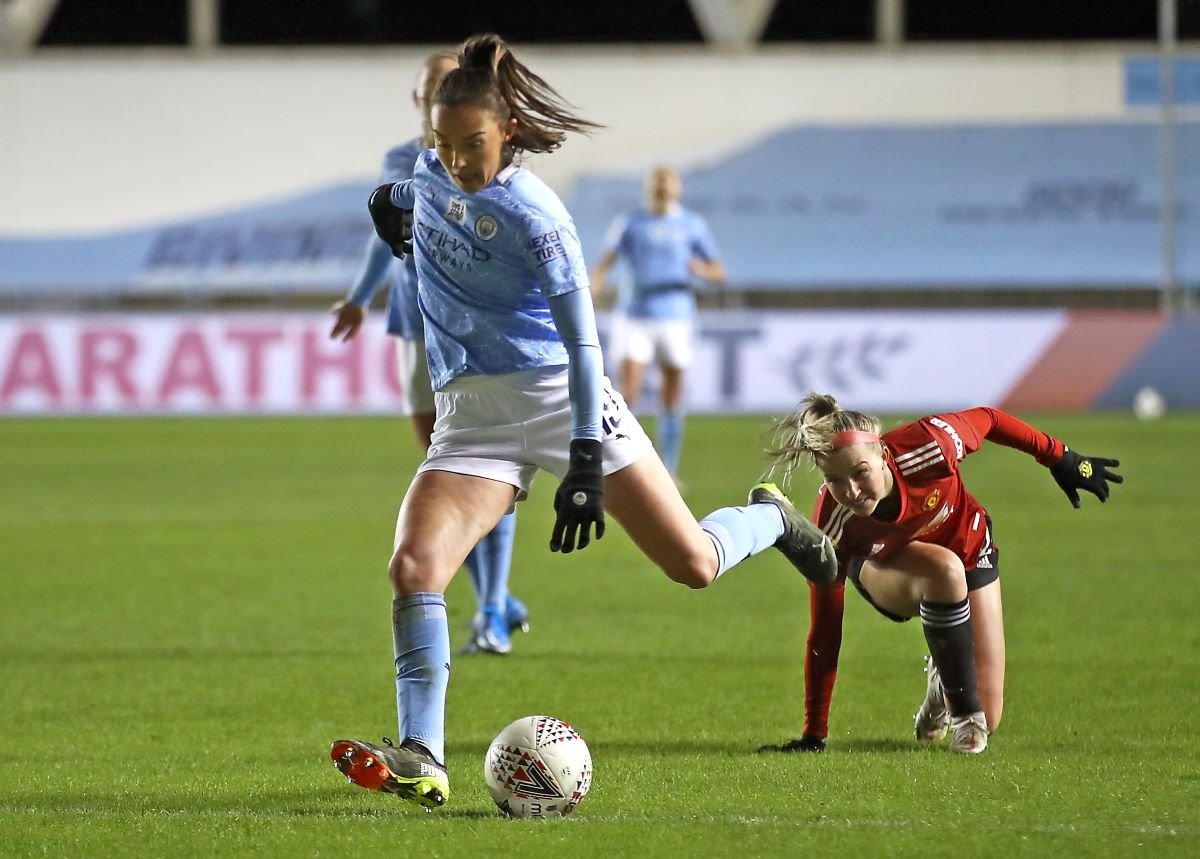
[330, 738, 450, 809]
[914, 654, 951, 742]
[748, 483, 838, 585]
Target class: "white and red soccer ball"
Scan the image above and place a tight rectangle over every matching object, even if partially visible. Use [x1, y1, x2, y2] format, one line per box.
[483, 715, 592, 818]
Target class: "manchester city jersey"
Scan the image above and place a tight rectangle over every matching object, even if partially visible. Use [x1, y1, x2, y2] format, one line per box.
[601, 205, 720, 320]
[378, 138, 424, 340]
[391, 151, 590, 390]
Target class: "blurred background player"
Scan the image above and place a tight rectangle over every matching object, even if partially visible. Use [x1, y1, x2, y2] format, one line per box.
[329, 33, 835, 811]
[590, 165, 725, 482]
[758, 393, 1122, 754]
[327, 50, 527, 655]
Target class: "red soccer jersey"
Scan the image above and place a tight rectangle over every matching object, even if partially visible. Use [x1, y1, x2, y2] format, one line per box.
[801, 407, 1063, 739]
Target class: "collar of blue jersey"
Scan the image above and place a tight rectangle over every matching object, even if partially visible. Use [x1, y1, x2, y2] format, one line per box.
[645, 203, 683, 217]
[493, 162, 520, 186]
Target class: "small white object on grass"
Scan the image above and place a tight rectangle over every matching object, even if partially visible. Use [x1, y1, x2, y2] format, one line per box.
[1132, 386, 1166, 420]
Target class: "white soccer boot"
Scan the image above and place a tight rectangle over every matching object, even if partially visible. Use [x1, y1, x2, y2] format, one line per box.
[949, 712, 989, 755]
[913, 655, 950, 742]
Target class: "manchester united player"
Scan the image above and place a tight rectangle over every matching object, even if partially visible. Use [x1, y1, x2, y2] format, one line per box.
[758, 392, 1122, 754]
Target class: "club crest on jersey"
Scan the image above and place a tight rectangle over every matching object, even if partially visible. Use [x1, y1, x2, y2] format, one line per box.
[915, 504, 953, 538]
[924, 489, 941, 510]
[474, 214, 498, 241]
[445, 197, 467, 225]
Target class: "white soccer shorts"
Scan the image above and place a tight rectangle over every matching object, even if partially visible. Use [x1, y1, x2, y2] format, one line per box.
[417, 366, 653, 502]
[396, 337, 436, 415]
[607, 315, 695, 369]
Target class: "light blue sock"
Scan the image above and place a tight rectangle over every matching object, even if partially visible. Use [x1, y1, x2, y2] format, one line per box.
[392, 593, 449, 764]
[463, 544, 486, 614]
[658, 410, 685, 477]
[481, 512, 517, 613]
[699, 504, 785, 578]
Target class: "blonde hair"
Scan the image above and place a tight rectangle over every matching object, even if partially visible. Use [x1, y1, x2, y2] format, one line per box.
[764, 392, 882, 486]
[418, 50, 458, 149]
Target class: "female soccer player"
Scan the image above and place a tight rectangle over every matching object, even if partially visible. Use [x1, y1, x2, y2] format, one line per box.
[759, 393, 1122, 754]
[327, 50, 528, 656]
[329, 33, 835, 810]
[590, 166, 725, 480]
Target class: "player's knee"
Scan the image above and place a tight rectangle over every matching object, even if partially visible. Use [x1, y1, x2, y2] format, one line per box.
[661, 548, 716, 589]
[926, 553, 967, 599]
[938, 554, 967, 584]
[387, 542, 441, 595]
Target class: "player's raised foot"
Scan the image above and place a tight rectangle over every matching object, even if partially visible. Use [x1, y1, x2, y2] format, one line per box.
[748, 483, 838, 585]
[504, 594, 530, 635]
[948, 713, 989, 755]
[330, 738, 449, 809]
[459, 606, 512, 655]
[914, 655, 950, 742]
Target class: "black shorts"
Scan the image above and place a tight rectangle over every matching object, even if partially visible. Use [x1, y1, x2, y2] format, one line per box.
[845, 519, 1000, 624]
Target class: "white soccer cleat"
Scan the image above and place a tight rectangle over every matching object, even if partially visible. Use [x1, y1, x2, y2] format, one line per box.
[913, 655, 950, 742]
[949, 712, 989, 754]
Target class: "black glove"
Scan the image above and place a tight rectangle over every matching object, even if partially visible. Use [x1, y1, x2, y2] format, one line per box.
[367, 183, 413, 259]
[757, 735, 826, 753]
[550, 439, 605, 554]
[1050, 447, 1123, 508]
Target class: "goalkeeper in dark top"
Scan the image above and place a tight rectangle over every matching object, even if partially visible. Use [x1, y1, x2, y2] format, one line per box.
[759, 393, 1122, 755]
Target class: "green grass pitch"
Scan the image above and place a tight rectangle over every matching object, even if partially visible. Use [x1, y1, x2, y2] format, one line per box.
[1, 413, 1197, 857]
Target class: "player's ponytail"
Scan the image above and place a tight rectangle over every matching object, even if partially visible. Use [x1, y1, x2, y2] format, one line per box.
[436, 33, 602, 156]
[765, 393, 883, 485]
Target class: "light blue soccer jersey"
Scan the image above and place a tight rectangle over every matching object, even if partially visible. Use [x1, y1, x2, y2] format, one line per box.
[347, 138, 424, 339]
[390, 151, 591, 391]
[602, 205, 721, 320]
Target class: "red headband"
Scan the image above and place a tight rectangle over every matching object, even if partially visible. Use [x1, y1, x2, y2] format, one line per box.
[831, 430, 881, 450]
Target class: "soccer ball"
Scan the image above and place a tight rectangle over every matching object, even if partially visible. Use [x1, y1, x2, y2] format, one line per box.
[483, 715, 592, 818]
[1132, 386, 1166, 421]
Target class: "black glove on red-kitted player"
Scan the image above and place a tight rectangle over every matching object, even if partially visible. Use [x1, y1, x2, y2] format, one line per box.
[1050, 447, 1123, 508]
